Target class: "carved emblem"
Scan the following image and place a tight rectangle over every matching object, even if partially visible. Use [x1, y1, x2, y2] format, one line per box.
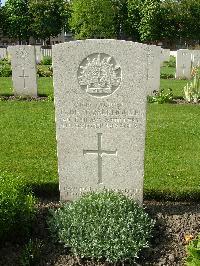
[16, 47, 28, 59]
[78, 53, 122, 97]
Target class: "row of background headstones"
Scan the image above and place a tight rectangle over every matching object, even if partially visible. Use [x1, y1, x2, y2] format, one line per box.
[1, 44, 163, 97]
[1, 45, 200, 98]
[0, 46, 52, 63]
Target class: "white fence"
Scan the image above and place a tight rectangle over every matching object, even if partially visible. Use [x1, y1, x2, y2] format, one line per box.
[41, 48, 52, 57]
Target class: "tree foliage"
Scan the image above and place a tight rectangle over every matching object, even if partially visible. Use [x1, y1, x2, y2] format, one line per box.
[139, 0, 161, 42]
[29, 0, 69, 41]
[0, 0, 199, 45]
[2, 0, 31, 43]
[70, 0, 116, 39]
[127, 0, 142, 41]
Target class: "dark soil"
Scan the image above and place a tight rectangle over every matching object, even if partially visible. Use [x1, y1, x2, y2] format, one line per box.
[0, 199, 200, 266]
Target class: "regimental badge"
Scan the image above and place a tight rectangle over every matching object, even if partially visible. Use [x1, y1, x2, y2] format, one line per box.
[78, 53, 122, 97]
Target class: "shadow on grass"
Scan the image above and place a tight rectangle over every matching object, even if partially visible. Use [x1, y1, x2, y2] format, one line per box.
[31, 182, 59, 199]
[144, 188, 200, 202]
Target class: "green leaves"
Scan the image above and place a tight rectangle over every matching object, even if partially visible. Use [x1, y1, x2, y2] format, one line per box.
[70, 0, 116, 39]
[48, 191, 154, 264]
[0, 172, 36, 241]
[186, 235, 200, 266]
[184, 67, 200, 103]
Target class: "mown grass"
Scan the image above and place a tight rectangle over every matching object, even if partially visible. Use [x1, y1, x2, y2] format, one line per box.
[0, 99, 200, 200]
[145, 104, 200, 200]
[0, 101, 58, 195]
[0, 77, 53, 97]
[160, 79, 188, 98]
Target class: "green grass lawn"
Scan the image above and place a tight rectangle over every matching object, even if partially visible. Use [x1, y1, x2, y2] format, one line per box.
[0, 101, 58, 194]
[160, 65, 175, 76]
[0, 98, 200, 200]
[145, 104, 200, 200]
[160, 79, 188, 98]
[0, 77, 53, 97]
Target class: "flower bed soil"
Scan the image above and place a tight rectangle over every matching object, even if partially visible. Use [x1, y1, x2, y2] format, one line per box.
[0, 199, 200, 266]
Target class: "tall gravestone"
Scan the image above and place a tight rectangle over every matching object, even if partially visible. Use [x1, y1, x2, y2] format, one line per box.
[53, 40, 148, 204]
[176, 49, 191, 79]
[147, 45, 161, 95]
[8, 45, 38, 97]
[191, 50, 200, 67]
[0, 48, 7, 59]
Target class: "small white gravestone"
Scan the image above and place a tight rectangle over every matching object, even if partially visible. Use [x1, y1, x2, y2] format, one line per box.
[176, 49, 191, 79]
[0, 48, 7, 59]
[162, 49, 170, 62]
[34, 45, 43, 64]
[147, 45, 161, 95]
[191, 50, 200, 67]
[8, 45, 38, 97]
[53, 40, 148, 204]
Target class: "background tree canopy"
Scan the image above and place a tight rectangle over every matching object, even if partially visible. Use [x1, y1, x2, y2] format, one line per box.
[0, 0, 199, 45]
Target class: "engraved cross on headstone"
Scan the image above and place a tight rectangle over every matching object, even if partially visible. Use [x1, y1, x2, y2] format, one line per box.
[19, 68, 29, 89]
[83, 133, 117, 184]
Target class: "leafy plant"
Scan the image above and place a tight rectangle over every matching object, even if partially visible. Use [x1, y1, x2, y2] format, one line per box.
[40, 56, 52, 66]
[0, 172, 36, 242]
[186, 234, 200, 265]
[48, 191, 154, 264]
[184, 67, 200, 103]
[37, 65, 53, 77]
[20, 239, 43, 266]
[165, 56, 176, 68]
[148, 88, 173, 104]
[160, 73, 175, 79]
[0, 59, 12, 77]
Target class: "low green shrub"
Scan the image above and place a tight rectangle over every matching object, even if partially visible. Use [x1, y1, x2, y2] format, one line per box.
[166, 56, 176, 68]
[0, 172, 36, 242]
[186, 235, 200, 265]
[148, 88, 173, 104]
[40, 56, 52, 65]
[48, 191, 154, 264]
[37, 66, 53, 77]
[160, 73, 175, 79]
[0, 63, 12, 77]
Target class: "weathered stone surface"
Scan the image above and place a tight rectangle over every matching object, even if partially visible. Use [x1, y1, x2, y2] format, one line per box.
[176, 49, 191, 79]
[53, 39, 148, 204]
[191, 50, 200, 67]
[0, 48, 7, 59]
[147, 45, 161, 95]
[160, 48, 170, 65]
[8, 45, 38, 97]
[34, 45, 43, 64]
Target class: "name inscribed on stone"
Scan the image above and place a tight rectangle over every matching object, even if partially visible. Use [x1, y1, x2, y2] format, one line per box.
[60, 102, 140, 129]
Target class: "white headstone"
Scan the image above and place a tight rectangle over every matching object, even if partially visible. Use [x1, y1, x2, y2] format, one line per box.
[8, 45, 38, 97]
[53, 40, 148, 204]
[191, 50, 200, 67]
[34, 45, 43, 64]
[160, 48, 170, 66]
[176, 49, 191, 79]
[0, 48, 7, 59]
[147, 45, 161, 95]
